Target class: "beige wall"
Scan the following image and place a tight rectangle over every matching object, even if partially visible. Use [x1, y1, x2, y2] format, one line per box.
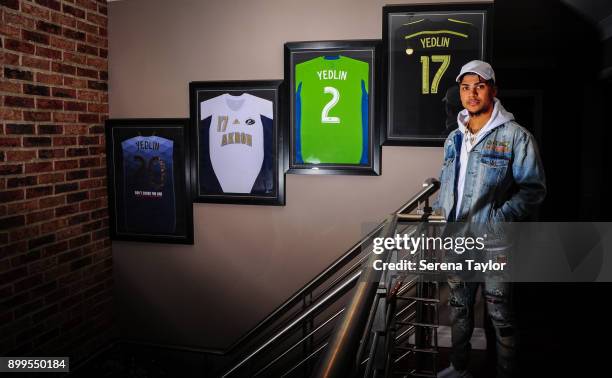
[108, 0, 488, 350]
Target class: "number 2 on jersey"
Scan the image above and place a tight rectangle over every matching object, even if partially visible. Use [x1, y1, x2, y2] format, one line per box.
[420, 55, 451, 94]
[321, 86, 340, 124]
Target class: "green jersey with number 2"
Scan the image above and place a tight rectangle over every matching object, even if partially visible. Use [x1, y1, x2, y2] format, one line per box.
[295, 55, 369, 165]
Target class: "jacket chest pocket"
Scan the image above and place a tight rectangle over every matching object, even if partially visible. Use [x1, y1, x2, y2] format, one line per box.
[479, 155, 509, 186]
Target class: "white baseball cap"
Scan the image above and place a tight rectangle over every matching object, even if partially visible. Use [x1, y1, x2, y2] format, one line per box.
[456, 60, 496, 83]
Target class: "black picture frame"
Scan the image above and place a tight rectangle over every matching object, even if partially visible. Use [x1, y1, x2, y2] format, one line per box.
[189, 80, 285, 205]
[382, 3, 494, 146]
[284, 40, 382, 175]
[105, 118, 194, 244]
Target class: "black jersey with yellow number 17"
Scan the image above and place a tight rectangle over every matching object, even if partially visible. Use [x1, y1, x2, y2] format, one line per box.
[390, 17, 481, 139]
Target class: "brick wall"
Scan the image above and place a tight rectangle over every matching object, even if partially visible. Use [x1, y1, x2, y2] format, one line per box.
[0, 0, 114, 361]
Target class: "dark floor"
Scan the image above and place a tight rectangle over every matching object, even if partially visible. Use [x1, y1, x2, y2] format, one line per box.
[63, 282, 611, 378]
[69, 342, 214, 378]
[65, 342, 496, 378]
[62, 337, 589, 378]
[437, 347, 494, 378]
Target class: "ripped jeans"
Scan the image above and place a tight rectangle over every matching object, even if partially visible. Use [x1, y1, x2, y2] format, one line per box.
[447, 274, 516, 378]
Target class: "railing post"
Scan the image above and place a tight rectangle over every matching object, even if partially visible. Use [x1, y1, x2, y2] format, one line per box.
[313, 215, 397, 378]
[222, 179, 440, 377]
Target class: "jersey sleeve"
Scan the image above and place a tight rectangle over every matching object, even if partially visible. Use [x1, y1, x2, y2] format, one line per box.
[121, 136, 137, 150]
[358, 59, 369, 94]
[254, 95, 273, 120]
[200, 96, 217, 120]
[358, 60, 370, 165]
[294, 60, 309, 164]
[295, 60, 306, 92]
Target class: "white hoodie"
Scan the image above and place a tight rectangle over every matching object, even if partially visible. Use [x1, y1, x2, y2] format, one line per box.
[454, 98, 515, 219]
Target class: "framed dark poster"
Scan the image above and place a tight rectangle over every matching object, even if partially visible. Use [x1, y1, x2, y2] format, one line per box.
[189, 80, 285, 205]
[285, 40, 381, 175]
[105, 118, 193, 244]
[383, 4, 494, 145]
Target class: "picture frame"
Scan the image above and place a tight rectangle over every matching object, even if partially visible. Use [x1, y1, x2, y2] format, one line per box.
[105, 118, 194, 244]
[284, 40, 382, 175]
[382, 3, 494, 146]
[189, 80, 285, 205]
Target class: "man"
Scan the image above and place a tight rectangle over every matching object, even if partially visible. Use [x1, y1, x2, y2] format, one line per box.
[435, 60, 546, 378]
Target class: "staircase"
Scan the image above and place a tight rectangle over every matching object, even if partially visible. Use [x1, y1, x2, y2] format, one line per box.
[219, 178, 443, 378]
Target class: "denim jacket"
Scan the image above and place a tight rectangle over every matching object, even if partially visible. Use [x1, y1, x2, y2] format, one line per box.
[435, 101, 547, 223]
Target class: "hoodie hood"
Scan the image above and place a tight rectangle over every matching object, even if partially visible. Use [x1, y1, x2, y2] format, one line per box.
[457, 98, 515, 147]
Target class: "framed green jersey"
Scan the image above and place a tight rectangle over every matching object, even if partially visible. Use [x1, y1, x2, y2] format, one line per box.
[285, 40, 381, 175]
[383, 4, 494, 145]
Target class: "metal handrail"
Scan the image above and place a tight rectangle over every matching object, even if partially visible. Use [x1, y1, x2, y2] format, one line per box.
[225, 179, 440, 355]
[281, 342, 329, 378]
[313, 215, 398, 378]
[253, 309, 345, 377]
[311, 251, 370, 304]
[222, 271, 362, 377]
[221, 178, 440, 377]
[314, 178, 440, 378]
[225, 222, 385, 353]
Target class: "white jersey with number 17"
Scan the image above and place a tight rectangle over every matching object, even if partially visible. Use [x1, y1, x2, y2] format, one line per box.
[200, 93, 273, 193]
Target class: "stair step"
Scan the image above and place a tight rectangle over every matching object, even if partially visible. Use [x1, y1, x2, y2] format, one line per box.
[393, 369, 437, 377]
[395, 345, 438, 354]
[396, 321, 439, 328]
[397, 296, 440, 303]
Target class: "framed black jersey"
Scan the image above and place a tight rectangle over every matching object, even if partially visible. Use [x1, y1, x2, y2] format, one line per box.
[189, 80, 285, 205]
[285, 40, 382, 175]
[383, 4, 494, 145]
[105, 118, 193, 244]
